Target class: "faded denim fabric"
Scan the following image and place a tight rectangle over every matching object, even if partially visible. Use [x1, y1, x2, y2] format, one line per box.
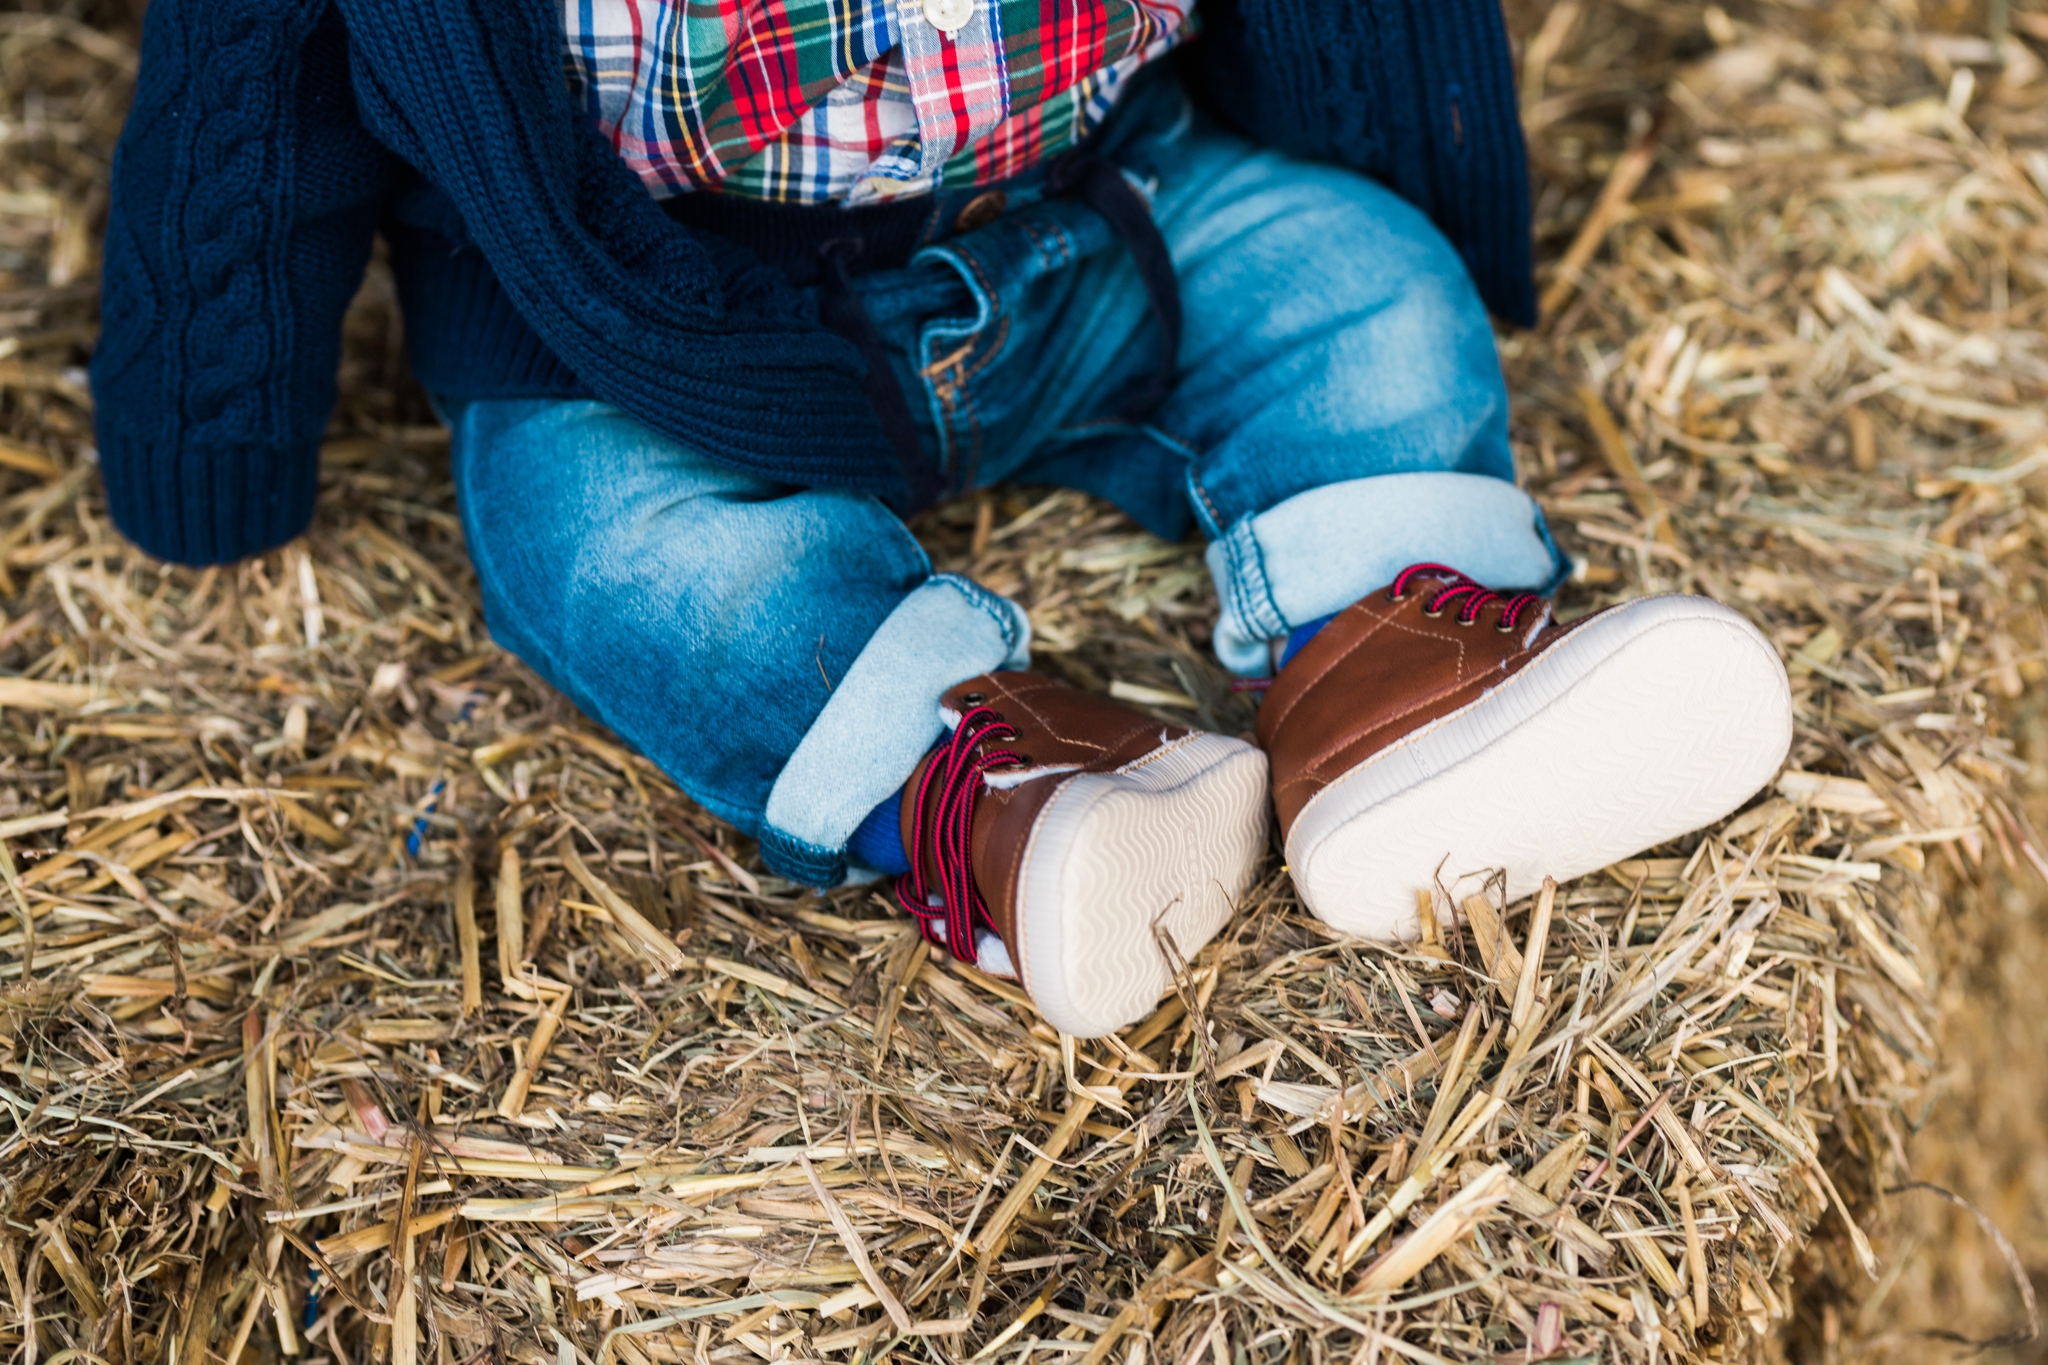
[448, 399, 1030, 887]
[1205, 475, 1569, 676]
[448, 74, 1561, 888]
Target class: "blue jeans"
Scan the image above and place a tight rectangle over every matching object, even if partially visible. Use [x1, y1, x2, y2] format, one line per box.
[448, 77, 1567, 888]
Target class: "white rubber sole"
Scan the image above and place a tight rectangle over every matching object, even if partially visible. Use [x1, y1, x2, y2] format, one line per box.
[1015, 732, 1269, 1038]
[1287, 596, 1792, 940]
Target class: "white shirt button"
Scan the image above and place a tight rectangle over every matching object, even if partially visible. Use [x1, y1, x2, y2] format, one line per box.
[923, 0, 974, 34]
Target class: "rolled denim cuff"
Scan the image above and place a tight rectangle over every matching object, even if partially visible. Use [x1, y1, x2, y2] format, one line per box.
[1206, 472, 1569, 677]
[760, 574, 1031, 887]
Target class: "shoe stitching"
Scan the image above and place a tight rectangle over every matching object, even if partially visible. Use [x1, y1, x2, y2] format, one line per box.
[1276, 613, 1597, 813]
[1275, 595, 1494, 715]
[1278, 618, 1529, 800]
[1009, 694, 1110, 757]
[1261, 603, 1396, 734]
[1269, 607, 1477, 746]
[1293, 663, 1497, 789]
[986, 676, 1120, 760]
[1271, 698, 1474, 825]
[1272, 659, 1524, 813]
[1114, 729, 1204, 775]
[1272, 608, 1650, 827]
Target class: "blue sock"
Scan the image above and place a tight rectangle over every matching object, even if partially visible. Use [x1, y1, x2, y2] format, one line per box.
[848, 786, 911, 875]
[1278, 614, 1336, 671]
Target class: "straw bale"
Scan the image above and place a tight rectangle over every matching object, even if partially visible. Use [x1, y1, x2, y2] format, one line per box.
[2, 1, 2047, 1362]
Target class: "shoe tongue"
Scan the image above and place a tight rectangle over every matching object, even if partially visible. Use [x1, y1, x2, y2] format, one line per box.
[970, 929, 1016, 978]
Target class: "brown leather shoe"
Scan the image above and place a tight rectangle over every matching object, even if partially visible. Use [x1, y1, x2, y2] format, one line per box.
[894, 671, 1267, 1036]
[1259, 564, 1791, 939]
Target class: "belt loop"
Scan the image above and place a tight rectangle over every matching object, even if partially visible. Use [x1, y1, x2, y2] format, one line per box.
[1049, 152, 1181, 421]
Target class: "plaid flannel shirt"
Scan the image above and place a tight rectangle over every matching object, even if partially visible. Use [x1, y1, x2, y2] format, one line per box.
[563, 0, 1194, 203]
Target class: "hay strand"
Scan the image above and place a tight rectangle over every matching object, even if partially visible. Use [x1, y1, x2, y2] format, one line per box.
[3, 0, 2047, 1361]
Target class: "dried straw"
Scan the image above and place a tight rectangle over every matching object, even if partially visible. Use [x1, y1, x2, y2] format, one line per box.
[3, 1, 2047, 1362]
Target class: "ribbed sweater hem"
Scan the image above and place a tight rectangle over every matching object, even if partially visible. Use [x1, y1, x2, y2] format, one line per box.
[99, 426, 321, 566]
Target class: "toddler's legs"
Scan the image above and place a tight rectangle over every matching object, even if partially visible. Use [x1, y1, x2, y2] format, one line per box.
[1106, 129, 1787, 936]
[1148, 141, 1568, 672]
[447, 398, 1028, 886]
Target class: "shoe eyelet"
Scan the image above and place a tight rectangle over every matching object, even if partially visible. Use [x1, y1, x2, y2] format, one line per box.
[1495, 620, 1517, 634]
[1455, 614, 1478, 627]
[1421, 606, 1445, 619]
[1016, 754, 1035, 767]
[962, 691, 987, 705]
[1386, 591, 1409, 604]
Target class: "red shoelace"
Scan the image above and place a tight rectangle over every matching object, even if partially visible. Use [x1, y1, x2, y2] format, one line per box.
[1389, 562, 1545, 632]
[893, 705, 1022, 966]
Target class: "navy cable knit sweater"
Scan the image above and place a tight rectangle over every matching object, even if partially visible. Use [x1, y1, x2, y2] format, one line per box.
[91, 0, 1533, 567]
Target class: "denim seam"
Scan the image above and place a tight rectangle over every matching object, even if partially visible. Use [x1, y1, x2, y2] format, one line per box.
[955, 315, 1010, 386]
[921, 317, 995, 481]
[945, 328, 994, 488]
[920, 333, 975, 381]
[929, 571, 1027, 655]
[1219, 514, 1284, 642]
[1146, 417, 1203, 458]
[1019, 216, 1074, 272]
[1017, 216, 1051, 264]
[934, 378, 961, 482]
[918, 328, 956, 478]
[905, 520, 936, 579]
[914, 245, 999, 343]
[758, 825, 845, 888]
[933, 249, 1013, 491]
[1133, 423, 1201, 463]
[1185, 465, 1229, 542]
[958, 370, 986, 494]
[949, 250, 1009, 369]
[922, 320, 1006, 396]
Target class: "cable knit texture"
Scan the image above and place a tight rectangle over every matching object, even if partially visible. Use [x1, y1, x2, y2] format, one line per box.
[333, 0, 888, 479]
[94, 0, 394, 564]
[93, 0, 1534, 566]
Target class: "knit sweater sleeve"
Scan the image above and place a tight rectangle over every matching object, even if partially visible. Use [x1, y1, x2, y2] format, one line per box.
[333, 0, 897, 495]
[92, 0, 398, 566]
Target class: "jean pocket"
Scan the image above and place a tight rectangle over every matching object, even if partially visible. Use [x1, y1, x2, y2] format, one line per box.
[909, 201, 1125, 487]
